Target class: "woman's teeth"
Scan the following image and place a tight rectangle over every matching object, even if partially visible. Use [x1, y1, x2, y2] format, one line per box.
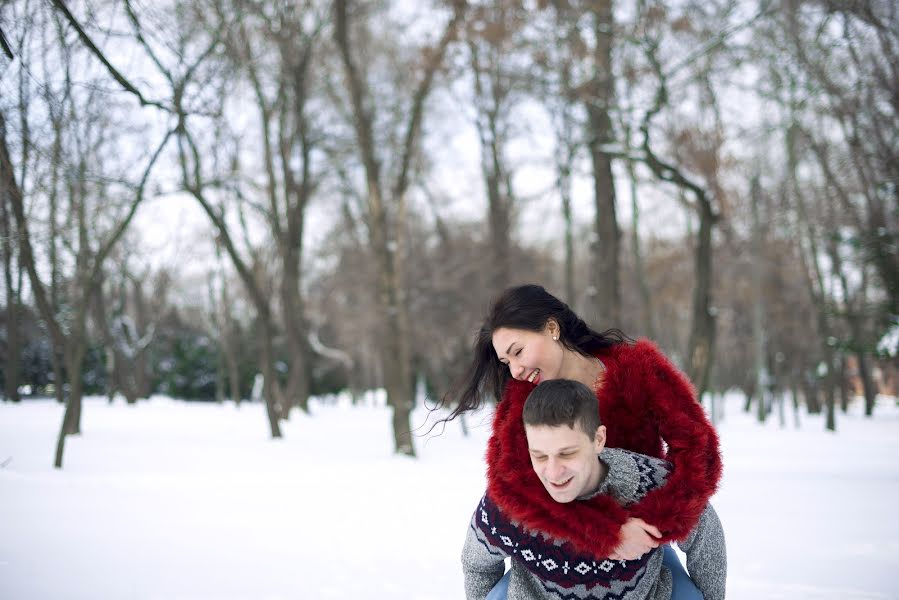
[527, 369, 540, 383]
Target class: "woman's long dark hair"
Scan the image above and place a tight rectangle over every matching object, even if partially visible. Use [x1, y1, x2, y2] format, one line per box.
[441, 284, 631, 421]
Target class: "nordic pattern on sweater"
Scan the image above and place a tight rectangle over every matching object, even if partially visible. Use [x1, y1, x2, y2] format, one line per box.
[463, 448, 723, 600]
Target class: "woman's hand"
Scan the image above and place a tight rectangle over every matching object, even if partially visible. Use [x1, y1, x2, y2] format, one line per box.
[609, 518, 662, 561]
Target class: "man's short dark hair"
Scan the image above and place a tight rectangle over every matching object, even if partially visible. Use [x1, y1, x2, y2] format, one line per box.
[522, 379, 601, 438]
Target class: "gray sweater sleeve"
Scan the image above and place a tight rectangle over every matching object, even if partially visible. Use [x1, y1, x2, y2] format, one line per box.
[461, 501, 508, 600]
[678, 503, 727, 600]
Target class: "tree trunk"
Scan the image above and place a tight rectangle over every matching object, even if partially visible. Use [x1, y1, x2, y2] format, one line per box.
[131, 277, 151, 399]
[626, 144, 655, 339]
[257, 316, 284, 438]
[54, 341, 87, 468]
[0, 189, 20, 402]
[560, 164, 576, 304]
[333, 0, 463, 456]
[468, 33, 512, 296]
[788, 121, 835, 431]
[824, 365, 836, 432]
[280, 237, 311, 416]
[751, 175, 767, 424]
[802, 375, 819, 414]
[837, 354, 849, 413]
[686, 191, 716, 401]
[586, 0, 620, 325]
[92, 285, 121, 403]
[856, 349, 877, 416]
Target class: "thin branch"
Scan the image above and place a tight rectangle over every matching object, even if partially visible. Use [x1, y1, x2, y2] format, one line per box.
[49, 0, 171, 112]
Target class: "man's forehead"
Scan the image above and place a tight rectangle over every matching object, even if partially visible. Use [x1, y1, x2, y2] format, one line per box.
[524, 423, 589, 448]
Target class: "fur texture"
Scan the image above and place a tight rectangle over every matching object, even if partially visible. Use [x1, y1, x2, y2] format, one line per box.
[486, 339, 722, 560]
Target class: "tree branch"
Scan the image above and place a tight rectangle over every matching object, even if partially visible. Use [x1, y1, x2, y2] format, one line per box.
[49, 0, 171, 112]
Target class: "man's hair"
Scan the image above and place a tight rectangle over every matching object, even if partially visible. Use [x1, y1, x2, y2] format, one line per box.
[522, 379, 601, 438]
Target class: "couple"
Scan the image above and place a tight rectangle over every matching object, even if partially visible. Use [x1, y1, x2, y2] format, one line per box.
[443, 285, 726, 600]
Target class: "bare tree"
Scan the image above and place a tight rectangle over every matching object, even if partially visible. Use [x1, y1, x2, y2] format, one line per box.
[219, 0, 328, 416]
[1, 103, 171, 466]
[465, 2, 527, 295]
[584, 0, 621, 325]
[0, 144, 20, 402]
[334, 0, 465, 456]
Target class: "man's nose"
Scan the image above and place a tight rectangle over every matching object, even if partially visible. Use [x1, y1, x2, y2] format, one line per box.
[547, 458, 564, 480]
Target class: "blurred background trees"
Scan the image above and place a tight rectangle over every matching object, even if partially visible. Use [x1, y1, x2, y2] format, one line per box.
[1, 0, 896, 463]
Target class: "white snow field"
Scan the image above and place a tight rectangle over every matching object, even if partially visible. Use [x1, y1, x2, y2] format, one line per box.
[1, 392, 897, 600]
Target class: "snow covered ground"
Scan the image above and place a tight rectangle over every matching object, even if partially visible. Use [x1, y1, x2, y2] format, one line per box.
[1, 392, 897, 599]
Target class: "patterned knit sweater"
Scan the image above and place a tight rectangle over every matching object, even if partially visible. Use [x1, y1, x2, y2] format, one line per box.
[462, 448, 726, 600]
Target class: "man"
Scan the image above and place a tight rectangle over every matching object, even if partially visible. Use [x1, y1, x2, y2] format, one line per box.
[462, 379, 726, 599]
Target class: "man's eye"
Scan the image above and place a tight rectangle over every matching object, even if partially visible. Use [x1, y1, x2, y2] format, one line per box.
[533, 456, 546, 462]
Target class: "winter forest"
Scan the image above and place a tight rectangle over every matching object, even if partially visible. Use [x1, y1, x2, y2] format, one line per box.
[0, 0, 897, 597]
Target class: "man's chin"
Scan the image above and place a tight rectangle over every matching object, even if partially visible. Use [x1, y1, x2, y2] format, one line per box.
[545, 488, 575, 504]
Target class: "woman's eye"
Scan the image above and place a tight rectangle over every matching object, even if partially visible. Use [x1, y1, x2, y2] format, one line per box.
[515, 348, 522, 356]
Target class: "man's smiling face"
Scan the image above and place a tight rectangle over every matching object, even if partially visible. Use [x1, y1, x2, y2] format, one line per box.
[524, 422, 606, 503]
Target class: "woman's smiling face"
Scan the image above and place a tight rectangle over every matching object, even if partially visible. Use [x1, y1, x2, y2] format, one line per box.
[492, 324, 564, 385]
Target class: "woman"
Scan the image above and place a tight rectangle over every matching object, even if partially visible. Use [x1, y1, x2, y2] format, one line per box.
[446, 284, 722, 599]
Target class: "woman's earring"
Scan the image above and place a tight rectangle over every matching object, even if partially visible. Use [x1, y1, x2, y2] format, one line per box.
[553, 336, 558, 341]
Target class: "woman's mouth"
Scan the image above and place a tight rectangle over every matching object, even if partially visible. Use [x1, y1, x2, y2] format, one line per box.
[527, 369, 541, 384]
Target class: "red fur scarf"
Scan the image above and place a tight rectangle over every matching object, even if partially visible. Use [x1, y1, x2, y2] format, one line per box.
[486, 339, 722, 559]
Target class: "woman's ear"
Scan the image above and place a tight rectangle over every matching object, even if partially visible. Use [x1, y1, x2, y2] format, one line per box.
[544, 319, 559, 338]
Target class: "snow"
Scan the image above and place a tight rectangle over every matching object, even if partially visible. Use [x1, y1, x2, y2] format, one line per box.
[1, 392, 898, 599]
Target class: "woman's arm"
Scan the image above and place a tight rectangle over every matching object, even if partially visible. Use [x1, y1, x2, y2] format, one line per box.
[486, 379, 630, 558]
[625, 340, 723, 542]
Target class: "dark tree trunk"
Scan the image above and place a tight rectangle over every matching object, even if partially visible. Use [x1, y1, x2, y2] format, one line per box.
[626, 144, 655, 339]
[838, 354, 850, 413]
[54, 343, 87, 468]
[1, 189, 20, 402]
[257, 316, 284, 438]
[751, 175, 767, 424]
[560, 166, 576, 305]
[686, 191, 716, 402]
[586, 0, 620, 325]
[856, 350, 877, 416]
[824, 363, 836, 432]
[334, 0, 463, 456]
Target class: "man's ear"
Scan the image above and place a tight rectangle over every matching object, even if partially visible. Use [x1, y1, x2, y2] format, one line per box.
[593, 425, 607, 453]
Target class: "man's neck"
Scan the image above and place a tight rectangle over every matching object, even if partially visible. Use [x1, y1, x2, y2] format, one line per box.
[578, 454, 609, 500]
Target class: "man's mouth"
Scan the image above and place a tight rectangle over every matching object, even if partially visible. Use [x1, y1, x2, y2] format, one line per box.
[549, 476, 573, 489]
[527, 369, 541, 384]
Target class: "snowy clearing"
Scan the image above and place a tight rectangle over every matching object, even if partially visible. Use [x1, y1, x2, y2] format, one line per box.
[1, 393, 897, 599]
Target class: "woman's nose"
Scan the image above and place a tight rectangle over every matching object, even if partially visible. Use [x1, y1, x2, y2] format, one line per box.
[510, 360, 525, 380]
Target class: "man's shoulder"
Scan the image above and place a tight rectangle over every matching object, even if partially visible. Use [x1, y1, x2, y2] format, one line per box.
[599, 448, 673, 504]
